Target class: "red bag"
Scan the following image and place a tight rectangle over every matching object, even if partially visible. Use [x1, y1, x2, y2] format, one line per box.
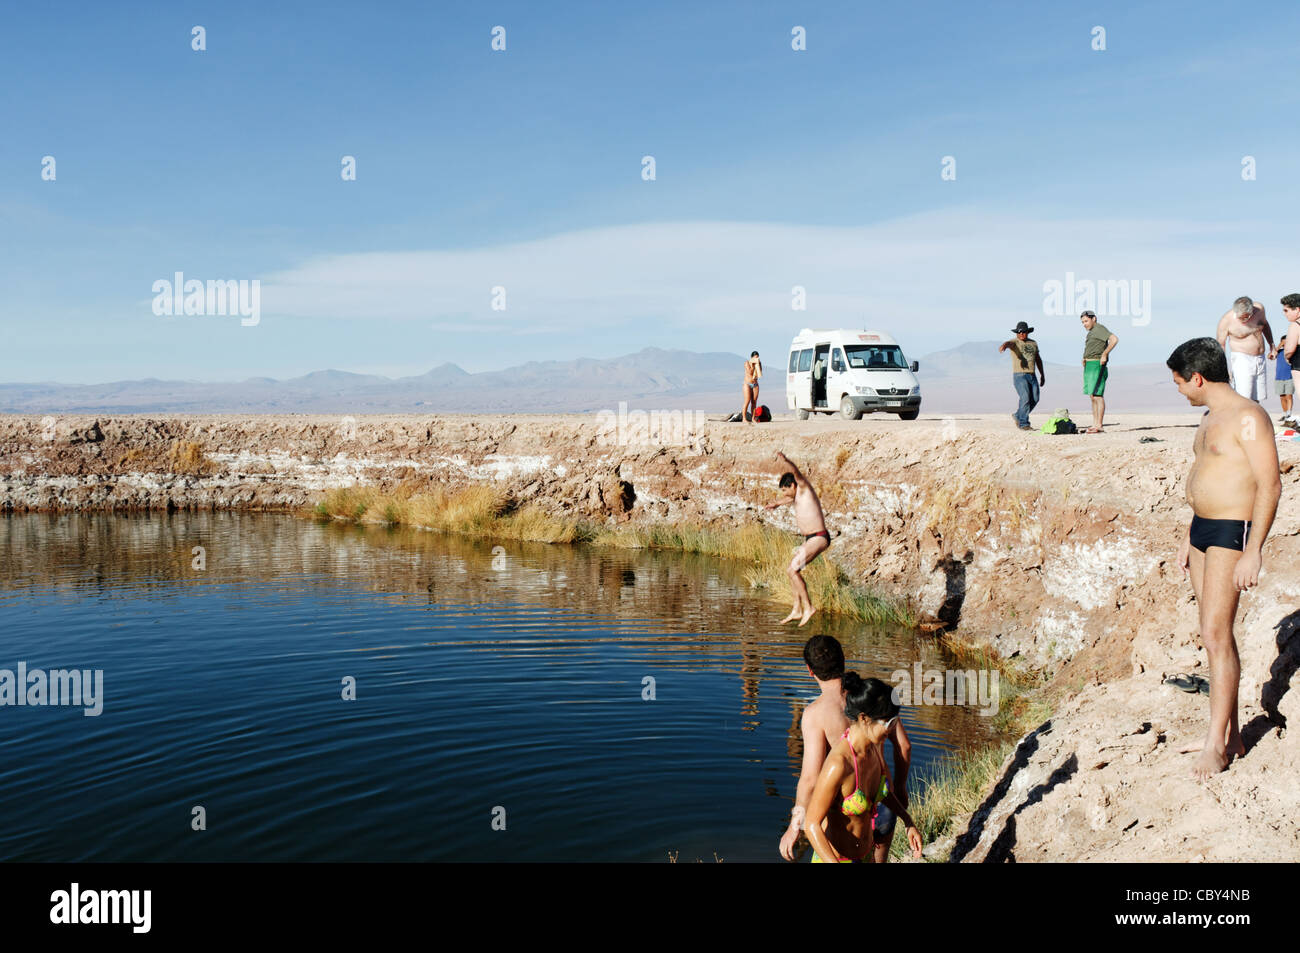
[754, 404, 771, 422]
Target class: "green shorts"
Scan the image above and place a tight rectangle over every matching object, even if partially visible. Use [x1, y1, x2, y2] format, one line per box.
[1084, 360, 1108, 397]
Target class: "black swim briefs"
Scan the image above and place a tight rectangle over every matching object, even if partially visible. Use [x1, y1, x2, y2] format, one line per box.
[1189, 514, 1251, 553]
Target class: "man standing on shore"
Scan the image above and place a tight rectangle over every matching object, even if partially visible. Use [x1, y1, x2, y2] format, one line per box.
[1080, 311, 1117, 433]
[1168, 338, 1281, 781]
[1217, 296, 1274, 402]
[999, 321, 1045, 431]
[1272, 337, 1296, 427]
[778, 635, 912, 862]
[1279, 293, 1300, 421]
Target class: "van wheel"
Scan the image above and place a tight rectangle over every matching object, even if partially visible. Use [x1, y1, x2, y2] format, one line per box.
[899, 406, 920, 421]
[839, 397, 862, 420]
[796, 408, 810, 420]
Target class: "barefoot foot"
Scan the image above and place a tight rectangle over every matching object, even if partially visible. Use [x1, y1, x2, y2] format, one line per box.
[1178, 737, 1246, 760]
[1191, 745, 1229, 782]
[798, 607, 817, 627]
[778, 607, 801, 624]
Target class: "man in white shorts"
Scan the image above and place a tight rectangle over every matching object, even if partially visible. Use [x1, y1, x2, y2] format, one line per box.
[1216, 296, 1275, 401]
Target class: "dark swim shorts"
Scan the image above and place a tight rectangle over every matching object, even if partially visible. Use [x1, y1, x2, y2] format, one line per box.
[873, 800, 897, 839]
[1189, 515, 1251, 553]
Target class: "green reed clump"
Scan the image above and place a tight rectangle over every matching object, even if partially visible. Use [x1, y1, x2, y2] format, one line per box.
[889, 740, 1016, 863]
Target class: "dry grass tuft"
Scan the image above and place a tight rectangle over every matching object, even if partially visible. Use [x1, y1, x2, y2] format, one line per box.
[163, 440, 212, 476]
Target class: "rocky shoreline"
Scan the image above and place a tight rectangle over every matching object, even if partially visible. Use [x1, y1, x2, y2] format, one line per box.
[3, 411, 1298, 861]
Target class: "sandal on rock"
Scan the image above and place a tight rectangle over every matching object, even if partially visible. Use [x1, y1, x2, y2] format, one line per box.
[1163, 673, 1210, 694]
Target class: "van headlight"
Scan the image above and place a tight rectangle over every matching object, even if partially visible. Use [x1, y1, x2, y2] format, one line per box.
[855, 386, 875, 396]
[910, 386, 920, 395]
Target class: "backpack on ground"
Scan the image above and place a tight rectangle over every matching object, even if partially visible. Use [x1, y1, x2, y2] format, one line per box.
[1040, 409, 1077, 435]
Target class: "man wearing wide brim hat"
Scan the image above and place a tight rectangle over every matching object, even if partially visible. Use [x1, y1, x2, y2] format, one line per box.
[998, 321, 1046, 430]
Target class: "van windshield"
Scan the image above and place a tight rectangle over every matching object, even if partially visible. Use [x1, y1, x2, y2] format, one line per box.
[844, 345, 906, 370]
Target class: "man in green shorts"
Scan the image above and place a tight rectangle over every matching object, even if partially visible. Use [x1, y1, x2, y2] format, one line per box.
[1080, 310, 1118, 433]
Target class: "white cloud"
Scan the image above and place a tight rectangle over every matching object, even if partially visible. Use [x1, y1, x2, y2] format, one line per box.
[260, 209, 1298, 362]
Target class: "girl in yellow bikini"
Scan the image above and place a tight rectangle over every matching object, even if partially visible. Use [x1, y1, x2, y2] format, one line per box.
[805, 673, 923, 863]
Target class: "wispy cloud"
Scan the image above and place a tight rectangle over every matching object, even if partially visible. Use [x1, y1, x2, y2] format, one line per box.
[262, 209, 1296, 362]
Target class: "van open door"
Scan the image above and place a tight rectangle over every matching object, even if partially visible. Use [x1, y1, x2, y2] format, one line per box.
[789, 346, 814, 418]
[811, 344, 830, 410]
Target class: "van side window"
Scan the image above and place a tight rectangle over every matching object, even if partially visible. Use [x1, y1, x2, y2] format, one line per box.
[788, 351, 799, 373]
[797, 349, 813, 372]
[832, 348, 845, 372]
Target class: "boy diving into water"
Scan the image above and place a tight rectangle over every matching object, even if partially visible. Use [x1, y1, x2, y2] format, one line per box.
[1168, 338, 1281, 781]
[766, 452, 830, 626]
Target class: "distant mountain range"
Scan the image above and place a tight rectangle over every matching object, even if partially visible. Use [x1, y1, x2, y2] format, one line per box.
[0, 343, 1199, 414]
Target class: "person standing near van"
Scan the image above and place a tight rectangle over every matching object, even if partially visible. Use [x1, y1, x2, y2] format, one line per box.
[1080, 311, 1118, 433]
[998, 321, 1045, 430]
[742, 351, 763, 423]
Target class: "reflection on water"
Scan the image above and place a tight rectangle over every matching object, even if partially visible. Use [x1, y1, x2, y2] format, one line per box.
[0, 513, 994, 861]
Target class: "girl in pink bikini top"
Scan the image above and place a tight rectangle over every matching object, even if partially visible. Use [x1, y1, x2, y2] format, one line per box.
[805, 672, 922, 863]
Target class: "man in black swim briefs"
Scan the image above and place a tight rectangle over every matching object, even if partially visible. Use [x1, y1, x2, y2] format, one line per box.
[767, 452, 831, 627]
[1169, 338, 1281, 783]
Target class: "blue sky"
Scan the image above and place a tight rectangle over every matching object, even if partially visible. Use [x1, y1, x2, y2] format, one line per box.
[3, 1, 1299, 383]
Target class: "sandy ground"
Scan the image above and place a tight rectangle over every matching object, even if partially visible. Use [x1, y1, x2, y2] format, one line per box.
[2, 410, 1298, 862]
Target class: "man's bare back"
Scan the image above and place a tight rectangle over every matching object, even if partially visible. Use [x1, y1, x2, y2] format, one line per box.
[804, 688, 849, 753]
[1218, 303, 1270, 356]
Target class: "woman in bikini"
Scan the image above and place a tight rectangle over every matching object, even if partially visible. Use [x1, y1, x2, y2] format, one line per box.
[742, 351, 762, 423]
[805, 672, 923, 863]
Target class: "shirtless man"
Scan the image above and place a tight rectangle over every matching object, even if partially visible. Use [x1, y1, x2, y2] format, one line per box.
[1168, 338, 1281, 781]
[767, 452, 829, 626]
[742, 351, 762, 423]
[1217, 296, 1275, 402]
[778, 635, 912, 862]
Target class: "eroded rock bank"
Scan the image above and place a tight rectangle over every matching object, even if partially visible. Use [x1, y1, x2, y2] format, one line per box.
[2, 412, 1298, 861]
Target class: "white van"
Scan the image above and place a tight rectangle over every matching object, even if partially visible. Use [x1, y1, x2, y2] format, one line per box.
[785, 329, 921, 420]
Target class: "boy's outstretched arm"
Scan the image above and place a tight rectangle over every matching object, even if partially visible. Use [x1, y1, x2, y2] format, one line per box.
[774, 451, 810, 488]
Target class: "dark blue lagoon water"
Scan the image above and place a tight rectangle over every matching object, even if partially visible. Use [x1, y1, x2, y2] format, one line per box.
[0, 513, 994, 862]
